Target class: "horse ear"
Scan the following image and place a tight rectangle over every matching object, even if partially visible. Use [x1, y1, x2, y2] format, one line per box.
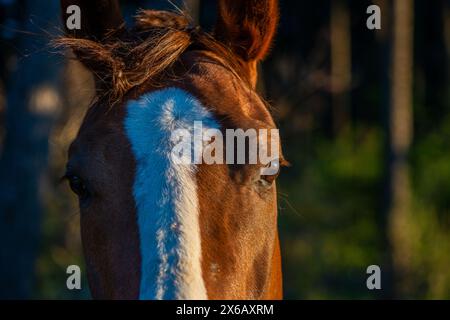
[60, 0, 125, 41]
[58, 1, 126, 94]
[214, 0, 279, 62]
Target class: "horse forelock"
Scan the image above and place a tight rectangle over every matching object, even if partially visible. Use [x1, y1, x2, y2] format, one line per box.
[54, 10, 248, 105]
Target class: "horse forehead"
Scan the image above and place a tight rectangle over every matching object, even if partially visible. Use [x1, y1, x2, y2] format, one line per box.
[177, 51, 276, 127]
[72, 52, 278, 154]
[69, 112, 126, 165]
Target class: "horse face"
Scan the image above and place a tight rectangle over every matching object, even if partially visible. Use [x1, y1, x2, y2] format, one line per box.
[62, 0, 283, 300]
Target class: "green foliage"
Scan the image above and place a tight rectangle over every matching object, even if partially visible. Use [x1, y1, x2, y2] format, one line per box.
[35, 184, 90, 299]
[408, 116, 450, 298]
[279, 128, 383, 299]
[413, 116, 450, 219]
[280, 119, 450, 299]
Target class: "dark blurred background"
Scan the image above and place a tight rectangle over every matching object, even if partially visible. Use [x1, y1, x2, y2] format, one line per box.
[0, 0, 449, 299]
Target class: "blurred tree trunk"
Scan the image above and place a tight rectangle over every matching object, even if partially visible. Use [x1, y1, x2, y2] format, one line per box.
[444, 1, 450, 109]
[385, 0, 414, 298]
[375, 0, 394, 299]
[330, 0, 351, 135]
[446, 1, 450, 52]
[0, 80, 4, 152]
[0, 0, 61, 299]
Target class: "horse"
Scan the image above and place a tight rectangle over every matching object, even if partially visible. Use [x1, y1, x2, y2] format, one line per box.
[59, 0, 285, 300]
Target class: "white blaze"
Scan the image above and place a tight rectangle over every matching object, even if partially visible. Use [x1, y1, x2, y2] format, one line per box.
[124, 88, 218, 300]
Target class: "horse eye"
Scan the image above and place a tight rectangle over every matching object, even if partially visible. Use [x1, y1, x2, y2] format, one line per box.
[260, 160, 280, 185]
[67, 175, 89, 199]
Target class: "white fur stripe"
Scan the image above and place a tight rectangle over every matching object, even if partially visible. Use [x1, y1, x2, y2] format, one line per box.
[124, 88, 218, 300]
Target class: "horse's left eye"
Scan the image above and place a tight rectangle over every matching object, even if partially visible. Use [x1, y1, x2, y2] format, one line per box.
[67, 175, 90, 199]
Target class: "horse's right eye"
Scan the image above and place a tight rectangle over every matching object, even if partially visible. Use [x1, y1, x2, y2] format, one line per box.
[67, 175, 90, 199]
